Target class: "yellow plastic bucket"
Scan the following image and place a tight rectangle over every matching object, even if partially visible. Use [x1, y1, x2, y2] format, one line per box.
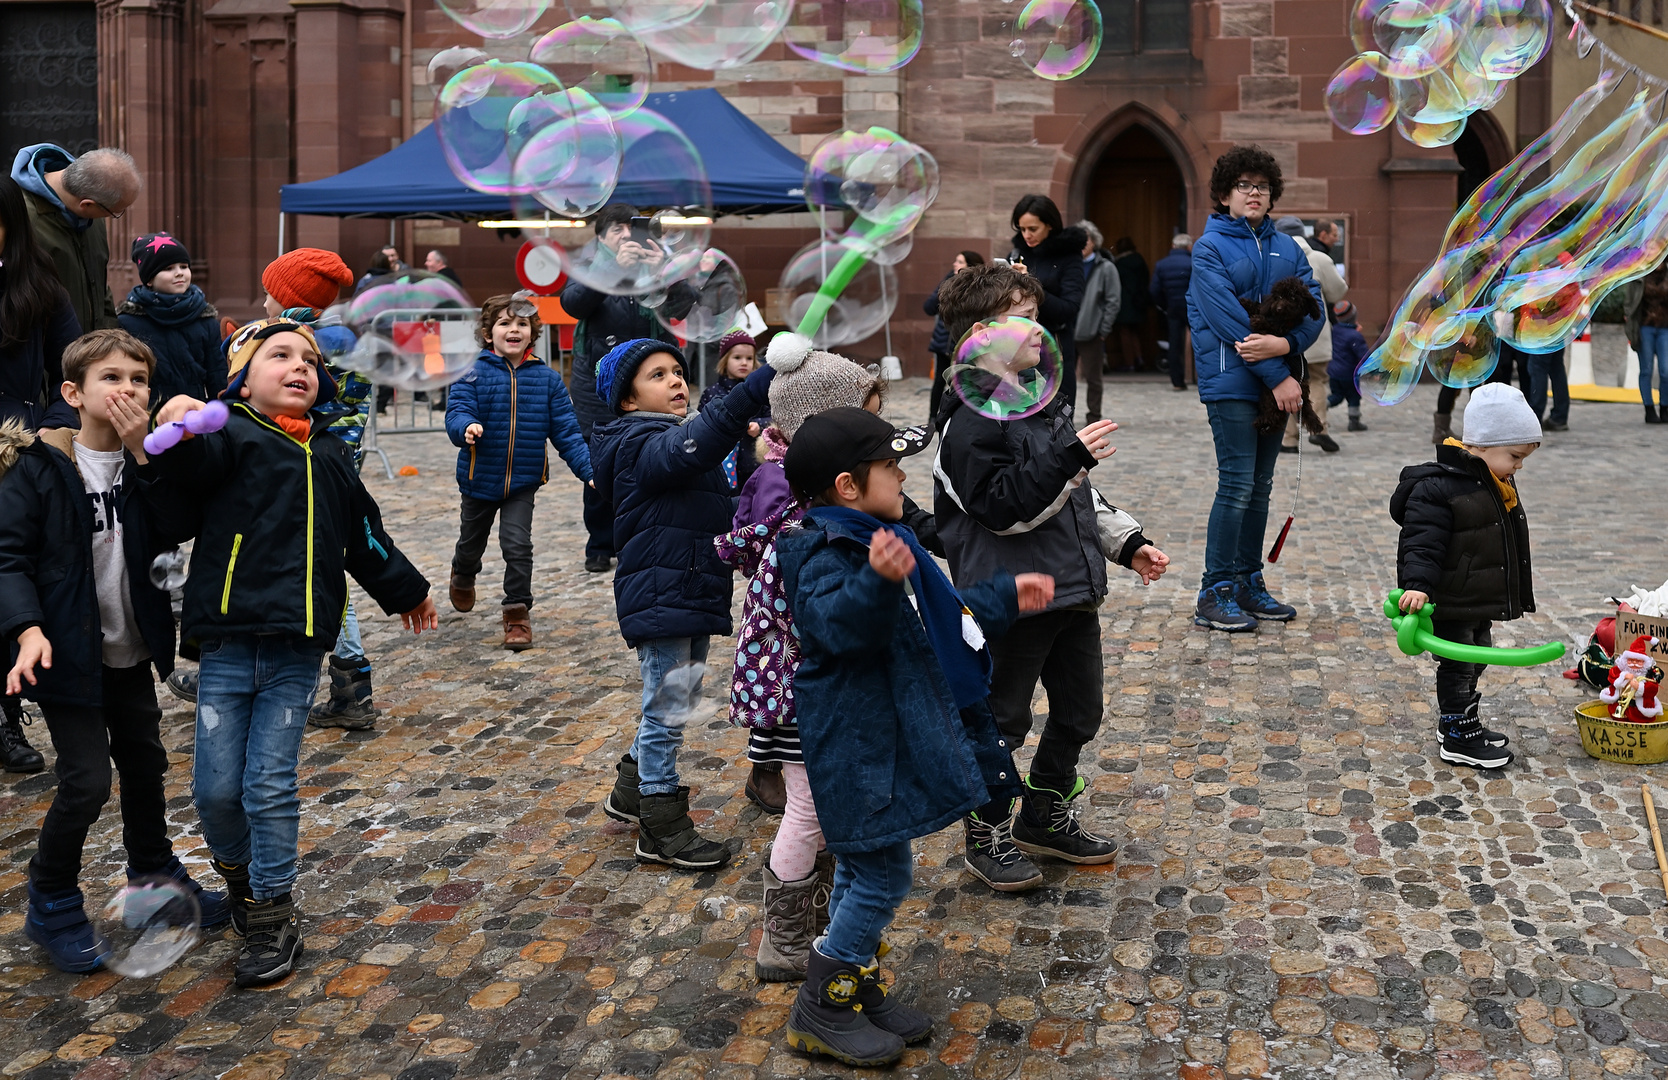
[1575, 700, 1668, 764]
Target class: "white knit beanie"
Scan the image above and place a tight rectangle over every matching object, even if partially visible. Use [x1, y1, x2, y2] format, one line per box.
[1463, 383, 1542, 447]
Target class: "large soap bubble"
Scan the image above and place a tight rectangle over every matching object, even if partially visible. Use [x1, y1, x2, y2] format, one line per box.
[566, 0, 706, 32]
[1394, 109, 1466, 147]
[427, 45, 490, 90]
[780, 238, 898, 347]
[529, 18, 652, 118]
[346, 271, 473, 328]
[946, 316, 1061, 421]
[636, 0, 793, 70]
[97, 877, 201, 978]
[1012, 0, 1103, 80]
[1356, 0, 1460, 78]
[511, 88, 624, 217]
[436, 0, 550, 37]
[785, 0, 924, 74]
[434, 60, 569, 195]
[1455, 0, 1551, 80]
[805, 128, 937, 242]
[338, 272, 480, 391]
[1392, 68, 1469, 125]
[1326, 54, 1398, 134]
[653, 248, 747, 343]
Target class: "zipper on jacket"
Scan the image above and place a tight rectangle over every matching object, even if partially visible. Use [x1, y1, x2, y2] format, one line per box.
[237, 406, 318, 637]
[221, 533, 243, 614]
[505, 364, 518, 499]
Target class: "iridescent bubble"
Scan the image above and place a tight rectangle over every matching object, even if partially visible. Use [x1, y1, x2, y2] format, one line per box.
[1009, 38, 1027, 57]
[345, 271, 473, 328]
[436, 0, 550, 36]
[1355, 0, 1460, 78]
[1392, 68, 1469, 125]
[511, 88, 623, 217]
[529, 18, 652, 118]
[1394, 110, 1466, 147]
[1326, 55, 1398, 134]
[569, 0, 705, 33]
[946, 316, 1061, 421]
[635, 0, 793, 70]
[427, 45, 489, 90]
[806, 128, 936, 238]
[1448, 59, 1509, 111]
[337, 273, 480, 391]
[780, 238, 899, 347]
[96, 877, 201, 978]
[785, 0, 924, 74]
[1013, 0, 1102, 79]
[1454, 0, 1551, 80]
[843, 228, 913, 266]
[654, 248, 746, 343]
[434, 60, 568, 195]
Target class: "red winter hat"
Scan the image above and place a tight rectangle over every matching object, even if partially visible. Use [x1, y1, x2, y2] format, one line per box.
[261, 248, 354, 313]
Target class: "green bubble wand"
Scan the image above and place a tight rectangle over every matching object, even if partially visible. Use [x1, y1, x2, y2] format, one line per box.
[1383, 590, 1566, 666]
[793, 208, 920, 339]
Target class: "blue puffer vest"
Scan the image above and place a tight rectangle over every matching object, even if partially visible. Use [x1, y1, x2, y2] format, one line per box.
[445, 349, 592, 501]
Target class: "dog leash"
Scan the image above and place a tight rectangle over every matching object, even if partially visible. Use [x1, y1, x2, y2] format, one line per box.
[1266, 422, 1299, 563]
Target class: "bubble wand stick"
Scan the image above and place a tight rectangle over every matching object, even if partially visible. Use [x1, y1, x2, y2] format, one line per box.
[793, 208, 920, 339]
[1382, 590, 1566, 666]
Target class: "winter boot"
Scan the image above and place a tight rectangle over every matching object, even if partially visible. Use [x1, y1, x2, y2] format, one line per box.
[235, 892, 303, 988]
[1433, 411, 1456, 444]
[784, 943, 906, 1067]
[502, 604, 533, 651]
[1438, 709, 1513, 770]
[25, 884, 110, 973]
[214, 858, 253, 937]
[962, 808, 1043, 892]
[1235, 571, 1297, 622]
[756, 864, 819, 981]
[745, 761, 786, 814]
[1648, 405, 1663, 425]
[856, 948, 933, 1044]
[812, 851, 836, 937]
[635, 788, 730, 870]
[449, 571, 476, 612]
[602, 754, 641, 825]
[0, 695, 44, 773]
[1347, 407, 1367, 432]
[1441, 693, 1508, 748]
[1011, 776, 1118, 864]
[307, 655, 378, 730]
[1194, 582, 1257, 632]
[165, 668, 198, 704]
[129, 855, 231, 931]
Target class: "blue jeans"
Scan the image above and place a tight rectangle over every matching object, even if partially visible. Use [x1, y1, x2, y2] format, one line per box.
[193, 635, 325, 899]
[1526, 349, 1568, 425]
[632, 636, 709, 797]
[823, 840, 913, 965]
[1640, 326, 1668, 408]
[1202, 398, 1283, 590]
[333, 598, 365, 663]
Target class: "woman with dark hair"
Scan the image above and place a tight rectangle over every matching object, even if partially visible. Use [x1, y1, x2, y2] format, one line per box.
[923, 249, 985, 421]
[1007, 194, 1085, 416]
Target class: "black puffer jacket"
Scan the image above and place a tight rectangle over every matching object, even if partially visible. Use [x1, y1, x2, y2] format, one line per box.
[117, 286, 228, 404]
[560, 281, 697, 439]
[1009, 227, 1087, 370]
[1391, 442, 1534, 622]
[0, 288, 79, 430]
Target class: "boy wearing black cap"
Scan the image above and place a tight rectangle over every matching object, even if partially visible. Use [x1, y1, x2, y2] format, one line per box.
[590, 337, 774, 870]
[775, 407, 1054, 1068]
[151, 317, 437, 988]
[117, 232, 227, 405]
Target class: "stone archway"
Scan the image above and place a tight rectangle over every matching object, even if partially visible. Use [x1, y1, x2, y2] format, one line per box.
[1454, 111, 1513, 206]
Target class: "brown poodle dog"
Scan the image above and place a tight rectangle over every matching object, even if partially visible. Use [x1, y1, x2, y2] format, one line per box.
[1239, 276, 1325, 436]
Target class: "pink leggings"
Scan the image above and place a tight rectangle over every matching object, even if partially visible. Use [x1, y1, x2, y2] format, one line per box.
[768, 763, 826, 881]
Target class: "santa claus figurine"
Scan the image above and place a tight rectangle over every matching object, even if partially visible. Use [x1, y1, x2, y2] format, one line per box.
[1600, 636, 1664, 723]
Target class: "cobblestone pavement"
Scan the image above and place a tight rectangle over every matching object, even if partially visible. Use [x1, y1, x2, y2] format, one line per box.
[3, 377, 1667, 1080]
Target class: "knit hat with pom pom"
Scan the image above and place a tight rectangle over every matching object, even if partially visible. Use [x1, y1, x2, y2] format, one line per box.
[765, 332, 881, 439]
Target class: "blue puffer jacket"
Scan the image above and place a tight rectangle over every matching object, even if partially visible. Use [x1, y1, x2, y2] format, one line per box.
[1186, 213, 1324, 402]
[777, 512, 1023, 854]
[591, 375, 769, 646]
[445, 349, 592, 501]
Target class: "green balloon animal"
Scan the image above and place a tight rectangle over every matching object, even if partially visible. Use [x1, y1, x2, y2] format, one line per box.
[1383, 590, 1567, 667]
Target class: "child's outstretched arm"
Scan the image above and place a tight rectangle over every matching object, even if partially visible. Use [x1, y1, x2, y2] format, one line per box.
[343, 478, 435, 632]
[793, 546, 903, 659]
[635, 363, 774, 492]
[545, 371, 593, 483]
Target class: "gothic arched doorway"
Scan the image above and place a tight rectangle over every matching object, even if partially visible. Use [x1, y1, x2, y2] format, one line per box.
[1085, 123, 1188, 370]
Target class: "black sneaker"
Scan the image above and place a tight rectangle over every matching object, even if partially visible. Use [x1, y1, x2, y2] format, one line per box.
[1011, 776, 1117, 864]
[235, 893, 303, 988]
[584, 555, 613, 573]
[962, 810, 1043, 892]
[1235, 571, 1296, 622]
[1, 696, 45, 773]
[1440, 736, 1513, 770]
[1440, 696, 1507, 748]
[1347, 418, 1369, 432]
[165, 669, 198, 704]
[1309, 432, 1341, 452]
[1195, 582, 1257, 632]
[1279, 444, 1297, 454]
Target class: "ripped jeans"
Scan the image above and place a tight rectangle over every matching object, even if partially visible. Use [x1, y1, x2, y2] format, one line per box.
[192, 635, 324, 899]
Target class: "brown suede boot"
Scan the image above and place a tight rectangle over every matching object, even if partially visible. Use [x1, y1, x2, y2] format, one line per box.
[745, 762, 786, 814]
[449, 573, 475, 613]
[502, 604, 532, 650]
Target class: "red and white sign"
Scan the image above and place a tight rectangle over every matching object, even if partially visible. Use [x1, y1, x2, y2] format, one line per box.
[516, 240, 566, 295]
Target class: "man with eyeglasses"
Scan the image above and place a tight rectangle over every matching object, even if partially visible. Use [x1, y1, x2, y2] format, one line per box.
[1185, 146, 1325, 634]
[10, 144, 143, 334]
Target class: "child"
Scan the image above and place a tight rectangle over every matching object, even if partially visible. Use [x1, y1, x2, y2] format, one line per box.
[445, 294, 592, 650]
[0, 329, 228, 973]
[714, 331, 883, 976]
[151, 316, 437, 987]
[934, 265, 1170, 890]
[593, 338, 773, 870]
[1328, 301, 1369, 432]
[117, 233, 227, 405]
[776, 407, 1053, 1067]
[697, 330, 768, 490]
[1391, 382, 1540, 770]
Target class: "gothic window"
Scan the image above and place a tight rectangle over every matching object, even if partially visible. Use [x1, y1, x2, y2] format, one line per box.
[1100, 0, 1192, 54]
[0, 4, 99, 162]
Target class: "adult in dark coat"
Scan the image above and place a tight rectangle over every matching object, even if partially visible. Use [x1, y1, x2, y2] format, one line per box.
[1006, 195, 1084, 419]
[0, 176, 80, 433]
[10, 145, 138, 334]
[1149, 234, 1194, 389]
[923, 250, 984, 423]
[1109, 237, 1151, 371]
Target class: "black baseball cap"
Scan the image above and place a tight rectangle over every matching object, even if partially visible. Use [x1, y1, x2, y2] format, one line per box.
[783, 407, 930, 500]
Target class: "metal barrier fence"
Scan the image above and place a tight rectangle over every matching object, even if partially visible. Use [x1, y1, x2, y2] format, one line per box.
[357, 307, 479, 479]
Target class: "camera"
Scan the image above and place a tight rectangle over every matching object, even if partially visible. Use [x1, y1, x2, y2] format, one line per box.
[628, 216, 663, 245]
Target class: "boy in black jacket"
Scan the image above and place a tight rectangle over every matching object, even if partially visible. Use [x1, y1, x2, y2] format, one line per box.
[1392, 382, 1541, 771]
[0, 329, 227, 973]
[934, 266, 1170, 892]
[151, 316, 437, 987]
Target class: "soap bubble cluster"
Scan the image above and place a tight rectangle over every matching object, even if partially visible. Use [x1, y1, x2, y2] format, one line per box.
[332, 272, 481, 392]
[784, 0, 925, 74]
[654, 248, 747, 342]
[1326, 0, 1550, 145]
[946, 315, 1062, 420]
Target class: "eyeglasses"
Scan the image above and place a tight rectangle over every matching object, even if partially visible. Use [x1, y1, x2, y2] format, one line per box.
[94, 200, 125, 220]
[1233, 181, 1272, 196]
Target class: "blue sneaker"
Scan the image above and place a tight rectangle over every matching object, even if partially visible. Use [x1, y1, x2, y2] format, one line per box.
[25, 884, 110, 973]
[1235, 571, 1296, 621]
[1194, 582, 1257, 632]
[130, 856, 231, 931]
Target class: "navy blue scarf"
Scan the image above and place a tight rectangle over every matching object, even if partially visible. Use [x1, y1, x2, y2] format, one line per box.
[812, 506, 992, 710]
[126, 284, 207, 326]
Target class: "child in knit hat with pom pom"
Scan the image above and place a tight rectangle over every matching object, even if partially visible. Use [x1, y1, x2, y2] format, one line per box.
[118, 233, 226, 405]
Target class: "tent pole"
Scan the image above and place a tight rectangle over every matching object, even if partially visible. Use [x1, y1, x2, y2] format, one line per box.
[278, 213, 285, 258]
[389, 219, 397, 247]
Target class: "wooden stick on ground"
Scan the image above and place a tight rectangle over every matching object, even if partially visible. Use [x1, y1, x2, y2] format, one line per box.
[1643, 783, 1668, 902]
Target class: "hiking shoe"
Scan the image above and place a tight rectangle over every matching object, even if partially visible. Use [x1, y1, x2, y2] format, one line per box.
[0, 696, 44, 773]
[448, 572, 476, 613]
[1195, 582, 1257, 632]
[1011, 776, 1118, 864]
[165, 668, 198, 704]
[235, 893, 303, 988]
[1347, 417, 1369, 432]
[25, 884, 110, 974]
[308, 655, 377, 730]
[784, 944, 906, 1067]
[1441, 695, 1508, 748]
[214, 858, 253, 937]
[502, 604, 533, 650]
[1236, 571, 1296, 622]
[757, 863, 818, 982]
[130, 855, 231, 931]
[746, 761, 786, 814]
[603, 754, 641, 824]
[856, 961, 933, 1044]
[962, 810, 1043, 892]
[636, 788, 730, 870]
[1309, 432, 1341, 452]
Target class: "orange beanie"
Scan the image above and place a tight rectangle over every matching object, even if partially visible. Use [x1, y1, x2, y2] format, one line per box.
[261, 248, 354, 312]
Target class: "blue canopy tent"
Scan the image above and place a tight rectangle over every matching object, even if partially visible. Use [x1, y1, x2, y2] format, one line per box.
[279, 88, 810, 218]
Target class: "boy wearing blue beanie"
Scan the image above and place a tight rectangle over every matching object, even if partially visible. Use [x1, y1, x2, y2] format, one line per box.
[591, 338, 774, 869]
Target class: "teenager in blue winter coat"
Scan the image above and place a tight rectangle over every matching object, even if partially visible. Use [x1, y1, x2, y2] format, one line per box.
[445, 294, 591, 651]
[1186, 145, 1324, 633]
[592, 337, 774, 872]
